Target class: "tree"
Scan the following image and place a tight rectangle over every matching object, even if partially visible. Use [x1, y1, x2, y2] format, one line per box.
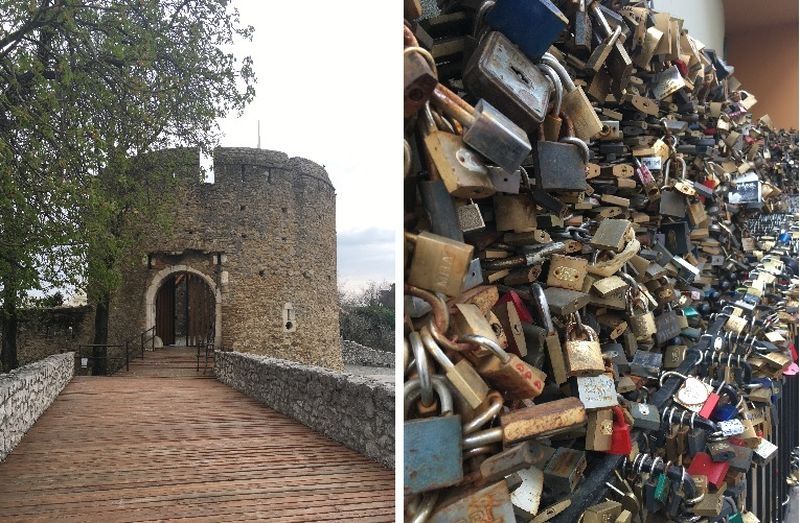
[0, 0, 255, 371]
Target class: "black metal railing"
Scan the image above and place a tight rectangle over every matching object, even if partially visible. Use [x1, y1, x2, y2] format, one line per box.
[71, 344, 125, 375]
[746, 373, 799, 522]
[69, 326, 159, 375]
[194, 330, 216, 375]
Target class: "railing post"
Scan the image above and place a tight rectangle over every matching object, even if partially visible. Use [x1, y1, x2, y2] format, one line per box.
[125, 341, 129, 372]
[151, 328, 155, 352]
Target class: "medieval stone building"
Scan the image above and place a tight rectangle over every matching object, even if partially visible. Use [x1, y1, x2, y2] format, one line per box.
[106, 147, 341, 370]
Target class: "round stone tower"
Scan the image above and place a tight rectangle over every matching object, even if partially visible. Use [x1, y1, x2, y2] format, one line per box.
[107, 147, 342, 370]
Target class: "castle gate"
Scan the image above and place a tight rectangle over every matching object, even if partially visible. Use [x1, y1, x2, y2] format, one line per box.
[155, 271, 215, 346]
[145, 264, 222, 348]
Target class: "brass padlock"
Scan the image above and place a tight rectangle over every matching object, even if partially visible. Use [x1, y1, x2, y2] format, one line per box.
[583, 500, 622, 523]
[418, 103, 495, 200]
[547, 254, 588, 291]
[463, 334, 546, 401]
[542, 53, 603, 141]
[564, 312, 604, 377]
[585, 409, 613, 452]
[538, 63, 563, 142]
[420, 326, 489, 410]
[626, 292, 656, 341]
[406, 231, 473, 297]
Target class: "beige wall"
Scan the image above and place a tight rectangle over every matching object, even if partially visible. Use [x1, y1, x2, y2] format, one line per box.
[653, 0, 726, 53]
[726, 23, 799, 130]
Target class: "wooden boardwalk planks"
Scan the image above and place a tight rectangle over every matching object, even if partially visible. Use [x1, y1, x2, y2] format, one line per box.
[0, 373, 394, 522]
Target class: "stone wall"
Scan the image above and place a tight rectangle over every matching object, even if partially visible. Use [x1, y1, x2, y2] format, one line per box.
[107, 147, 342, 370]
[215, 351, 394, 468]
[0, 353, 74, 461]
[0, 306, 93, 370]
[342, 340, 395, 368]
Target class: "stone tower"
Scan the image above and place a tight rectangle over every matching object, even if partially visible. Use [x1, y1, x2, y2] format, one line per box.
[107, 147, 342, 370]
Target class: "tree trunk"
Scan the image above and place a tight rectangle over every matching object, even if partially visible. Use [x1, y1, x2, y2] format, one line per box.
[92, 293, 110, 375]
[1, 275, 19, 372]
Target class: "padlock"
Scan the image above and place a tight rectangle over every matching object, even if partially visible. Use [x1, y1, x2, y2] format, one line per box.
[572, 0, 592, 53]
[418, 103, 496, 199]
[542, 447, 587, 494]
[420, 326, 489, 409]
[590, 219, 632, 253]
[585, 409, 613, 452]
[485, 0, 568, 61]
[539, 64, 564, 142]
[628, 402, 661, 431]
[501, 396, 587, 444]
[463, 31, 551, 132]
[480, 441, 554, 482]
[659, 156, 688, 218]
[406, 231, 474, 297]
[404, 377, 463, 495]
[576, 375, 618, 410]
[428, 480, 516, 522]
[653, 308, 682, 346]
[583, 500, 622, 523]
[404, 46, 437, 118]
[626, 292, 656, 340]
[463, 334, 546, 400]
[530, 283, 568, 385]
[511, 465, 546, 517]
[564, 312, 605, 377]
[687, 452, 729, 489]
[431, 84, 532, 174]
[541, 53, 603, 141]
[532, 117, 589, 192]
[589, 2, 632, 93]
[547, 253, 588, 291]
[608, 405, 632, 455]
[663, 345, 687, 369]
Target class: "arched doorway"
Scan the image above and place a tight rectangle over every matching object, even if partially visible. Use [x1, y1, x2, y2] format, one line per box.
[155, 271, 215, 346]
[145, 265, 222, 348]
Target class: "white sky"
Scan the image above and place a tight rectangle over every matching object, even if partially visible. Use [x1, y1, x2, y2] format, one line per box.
[216, 1, 399, 294]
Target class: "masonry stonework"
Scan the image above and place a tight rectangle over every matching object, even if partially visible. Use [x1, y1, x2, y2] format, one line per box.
[215, 351, 394, 468]
[107, 147, 342, 369]
[0, 352, 74, 461]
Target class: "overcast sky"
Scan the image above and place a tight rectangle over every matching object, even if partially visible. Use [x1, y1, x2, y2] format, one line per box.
[215, 2, 398, 294]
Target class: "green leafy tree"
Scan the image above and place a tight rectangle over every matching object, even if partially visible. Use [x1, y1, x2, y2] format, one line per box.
[0, 0, 255, 371]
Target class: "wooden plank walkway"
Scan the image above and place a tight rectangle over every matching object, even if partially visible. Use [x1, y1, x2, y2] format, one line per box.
[0, 354, 394, 522]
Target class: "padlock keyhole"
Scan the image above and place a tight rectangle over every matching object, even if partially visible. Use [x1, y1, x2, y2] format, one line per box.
[510, 66, 530, 86]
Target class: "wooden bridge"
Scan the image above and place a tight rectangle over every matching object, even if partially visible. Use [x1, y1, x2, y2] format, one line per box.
[0, 348, 395, 522]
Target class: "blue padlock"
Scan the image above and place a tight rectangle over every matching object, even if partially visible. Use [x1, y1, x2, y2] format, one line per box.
[779, 231, 791, 244]
[404, 376, 463, 495]
[485, 0, 568, 62]
[711, 403, 738, 422]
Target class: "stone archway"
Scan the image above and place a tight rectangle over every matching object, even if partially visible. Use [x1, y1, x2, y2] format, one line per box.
[145, 265, 222, 348]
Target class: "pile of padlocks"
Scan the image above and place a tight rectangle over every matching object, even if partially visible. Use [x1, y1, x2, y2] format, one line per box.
[403, 1, 799, 521]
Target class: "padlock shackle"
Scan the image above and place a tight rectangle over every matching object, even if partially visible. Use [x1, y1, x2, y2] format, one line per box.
[420, 325, 454, 372]
[529, 283, 555, 333]
[537, 63, 563, 116]
[404, 375, 453, 416]
[540, 53, 576, 92]
[408, 331, 435, 407]
[463, 391, 503, 435]
[459, 334, 511, 363]
[462, 426, 503, 449]
[432, 84, 476, 128]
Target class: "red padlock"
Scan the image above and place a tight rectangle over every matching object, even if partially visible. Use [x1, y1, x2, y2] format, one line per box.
[608, 405, 632, 455]
[687, 452, 729, 489]
[498, 291, 533, 324]
[698, 382, 725, 419]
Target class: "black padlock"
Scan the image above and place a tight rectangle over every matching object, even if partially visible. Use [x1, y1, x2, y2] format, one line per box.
[708, 439, 735, 462]
[687, 428, 707, 457]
